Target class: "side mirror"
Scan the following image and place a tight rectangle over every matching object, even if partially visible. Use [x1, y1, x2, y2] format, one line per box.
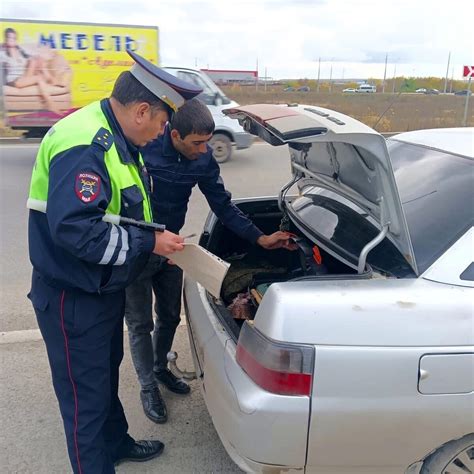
[214, 92, 223, 106]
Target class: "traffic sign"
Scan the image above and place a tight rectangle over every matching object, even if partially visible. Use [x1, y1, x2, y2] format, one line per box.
[463, 66, 474, 78]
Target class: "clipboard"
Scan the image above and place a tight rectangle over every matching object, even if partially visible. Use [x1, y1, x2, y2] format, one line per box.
[166, 244, 230, 298]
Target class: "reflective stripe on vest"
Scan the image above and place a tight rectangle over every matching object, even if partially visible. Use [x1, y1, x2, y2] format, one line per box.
[28, 101, 153, 223]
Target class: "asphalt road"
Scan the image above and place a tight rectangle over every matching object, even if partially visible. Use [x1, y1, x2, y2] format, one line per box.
[0, 141, 291, 333]
[0, 141, 291, 473]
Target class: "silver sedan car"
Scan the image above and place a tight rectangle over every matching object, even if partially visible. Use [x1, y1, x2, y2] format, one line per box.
[183, 104, 474, 474]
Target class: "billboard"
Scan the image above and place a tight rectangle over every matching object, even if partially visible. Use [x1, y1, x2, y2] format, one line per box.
[0, 19, 159, 128]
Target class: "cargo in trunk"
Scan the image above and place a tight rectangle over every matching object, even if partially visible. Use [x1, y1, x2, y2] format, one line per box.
[201, 199, 364, 340]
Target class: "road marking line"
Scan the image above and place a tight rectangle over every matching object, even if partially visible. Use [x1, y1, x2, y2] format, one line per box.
[0, 317, 187, 344]
[0, 329, 43, 344]
[0, 144, 41, 148]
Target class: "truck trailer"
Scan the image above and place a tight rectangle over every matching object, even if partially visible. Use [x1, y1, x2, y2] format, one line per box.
[0, 18, 251, 161]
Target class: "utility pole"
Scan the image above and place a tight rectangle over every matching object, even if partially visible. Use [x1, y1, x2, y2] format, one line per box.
[450, 67, 454, 93]
[317, 57, 321, 93]
[329, 63, 333, 93]
[444, 52, 451, 94]
[382, 53, 388, 93]
[264, 67, 267, 93]
[443, 51, 451, 94]
[392, 64, 397, 94]
[256, 57, 259, 92]
[462, 76, 472, 127]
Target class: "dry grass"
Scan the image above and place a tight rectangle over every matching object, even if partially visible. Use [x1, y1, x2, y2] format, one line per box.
[222, 86, 474, 132]
[1, 86, 472, 137]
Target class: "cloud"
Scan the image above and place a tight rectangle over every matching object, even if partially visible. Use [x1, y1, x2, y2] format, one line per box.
[1, 0, 472, 79]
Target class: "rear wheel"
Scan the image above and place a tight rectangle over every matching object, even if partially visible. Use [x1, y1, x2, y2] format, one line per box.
[209, 133, 232, 163]
[421, 433, 474, 474]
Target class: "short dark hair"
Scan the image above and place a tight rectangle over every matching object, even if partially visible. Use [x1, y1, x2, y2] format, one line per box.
[111, 71, 172, 117]
[170, 98, 215, 138]
[4, 28, 16, 39]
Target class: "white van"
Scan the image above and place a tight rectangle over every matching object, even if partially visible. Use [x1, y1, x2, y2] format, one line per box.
[163, 67, 253, 162]
[357, 84, 376, 93]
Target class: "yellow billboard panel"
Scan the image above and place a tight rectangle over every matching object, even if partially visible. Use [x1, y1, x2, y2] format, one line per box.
[1, 19, 159, 127]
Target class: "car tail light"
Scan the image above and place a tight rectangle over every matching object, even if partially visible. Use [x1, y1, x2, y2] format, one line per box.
[236, 321, 314, 396]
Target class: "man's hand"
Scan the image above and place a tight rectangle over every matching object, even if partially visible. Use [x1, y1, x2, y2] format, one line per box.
[153, 230, 184, 256]
[257, 231, 298, 250]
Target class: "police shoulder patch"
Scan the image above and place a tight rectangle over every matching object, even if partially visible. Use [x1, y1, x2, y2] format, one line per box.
[92, 127, 114, 151]
[75, 172, 101, 203]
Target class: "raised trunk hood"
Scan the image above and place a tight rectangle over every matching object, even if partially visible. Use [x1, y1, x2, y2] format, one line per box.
[224, 104, 417, 274]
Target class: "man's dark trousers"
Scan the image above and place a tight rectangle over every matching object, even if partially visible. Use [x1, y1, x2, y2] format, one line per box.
[125, 255, 183, 390]
[29, 270, 131, 474]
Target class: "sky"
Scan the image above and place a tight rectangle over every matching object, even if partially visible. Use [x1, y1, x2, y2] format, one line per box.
[1, 0, 473, 80]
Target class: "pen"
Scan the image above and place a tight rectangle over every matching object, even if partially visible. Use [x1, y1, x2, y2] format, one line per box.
[182, 233, 197, 240]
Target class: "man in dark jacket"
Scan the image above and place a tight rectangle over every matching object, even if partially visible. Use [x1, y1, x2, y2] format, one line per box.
[125, 98, 294, 424]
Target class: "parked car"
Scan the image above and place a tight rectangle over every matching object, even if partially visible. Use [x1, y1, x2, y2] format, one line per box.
[163, 67, 253, 163]
[454, 89, 472, 96]
[183, 103, 474, 473]
[297, 85, 311, 92]
[425, 88, 440, 95]
[356, 84, 376, 93]
[283, 86, 296, 92]
[415, 88, 427, 93]
[342, 87, 357, 93]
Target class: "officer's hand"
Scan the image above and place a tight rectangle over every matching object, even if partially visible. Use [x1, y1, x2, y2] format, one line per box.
[153, 230, 184, 256]
[257, 231, 298, 251]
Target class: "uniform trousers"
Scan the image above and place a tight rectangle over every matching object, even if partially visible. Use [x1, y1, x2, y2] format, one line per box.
[29, 270, 132, 474]
[124, 255, 183, 390]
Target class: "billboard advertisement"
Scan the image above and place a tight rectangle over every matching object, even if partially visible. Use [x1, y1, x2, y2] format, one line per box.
[0, 19, 159, 128]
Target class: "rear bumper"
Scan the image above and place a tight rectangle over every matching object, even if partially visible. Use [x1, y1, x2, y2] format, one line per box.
[183, 279, 309, 472]
[233, 131, 254, 149]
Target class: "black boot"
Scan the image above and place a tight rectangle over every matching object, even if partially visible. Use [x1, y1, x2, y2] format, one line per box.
[155, 368, 191, 394]
[115, 439, 164, 465]
[140, 387, 168, 423]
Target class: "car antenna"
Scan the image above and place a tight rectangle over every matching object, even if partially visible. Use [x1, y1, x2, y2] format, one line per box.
[372, 91, 403, 131]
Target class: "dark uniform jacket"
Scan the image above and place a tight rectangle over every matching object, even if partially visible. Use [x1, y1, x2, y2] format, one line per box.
[28, 99, 155, 294]
[142, 126, 263, 243]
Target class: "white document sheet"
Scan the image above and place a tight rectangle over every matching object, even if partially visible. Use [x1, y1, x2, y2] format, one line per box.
[166, 244, 230, 298]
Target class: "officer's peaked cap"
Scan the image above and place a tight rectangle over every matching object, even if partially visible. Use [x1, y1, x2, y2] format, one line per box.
[127, 51, 203, 111]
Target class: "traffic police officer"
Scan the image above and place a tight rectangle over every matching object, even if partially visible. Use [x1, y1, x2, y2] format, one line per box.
[27, 51, 202, 473]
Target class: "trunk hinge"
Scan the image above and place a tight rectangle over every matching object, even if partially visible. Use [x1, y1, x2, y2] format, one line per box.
[278, 144, 309, 219]
[357, 197, 390, 274]
[278, 175, 300, 231]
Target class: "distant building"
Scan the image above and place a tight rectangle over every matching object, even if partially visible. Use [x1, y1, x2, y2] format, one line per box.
[200, 69, 258, 85]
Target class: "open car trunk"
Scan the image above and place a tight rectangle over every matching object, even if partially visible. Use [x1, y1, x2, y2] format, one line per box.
[200, 198, 370, 341]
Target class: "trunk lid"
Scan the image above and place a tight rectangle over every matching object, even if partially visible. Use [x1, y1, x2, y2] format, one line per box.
[224, 104, 418, 274]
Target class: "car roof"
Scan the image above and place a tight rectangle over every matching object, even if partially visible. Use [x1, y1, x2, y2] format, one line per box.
[390, 128, 474, 159]
[162, 66, 200, 73]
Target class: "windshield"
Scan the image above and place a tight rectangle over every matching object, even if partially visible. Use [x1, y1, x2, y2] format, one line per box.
[387, 140, 474, 274]
[175, 70, 231, 105]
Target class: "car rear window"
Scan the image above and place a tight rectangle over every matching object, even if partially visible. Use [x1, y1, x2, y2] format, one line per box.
[387, 140, 474, 274]
[289, 193, 414, 277]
